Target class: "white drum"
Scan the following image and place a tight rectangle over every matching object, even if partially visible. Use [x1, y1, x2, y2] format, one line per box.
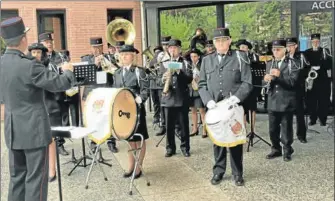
[84, 88, 139, 144]
[205, 98, 247, 147]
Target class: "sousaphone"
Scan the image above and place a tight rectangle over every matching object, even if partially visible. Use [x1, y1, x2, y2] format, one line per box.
[106, 18, 136, 46]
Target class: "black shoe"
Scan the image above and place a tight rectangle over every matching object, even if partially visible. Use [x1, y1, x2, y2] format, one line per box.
[156, 128, 166, 136]
[123, 170, 133, 178]
[58, 145, 69, 156]
[181, 149, 190, 157]
[283, 155, 292, 162]
[134, 171, 142, 179]
[90, 142, 97, 153]
[108, 144, 119, 153]
[298, 137, 307, 143]
[49, 174, 57, 183]
[266, 151, 282, 159]
[211, 174, 223, 185]
[320, 122, 326, 126]
[308, 121, 316, 126]
[189, 131, 199, 137]
[165, 151, 176, 157]
[233, 175, 244, 186]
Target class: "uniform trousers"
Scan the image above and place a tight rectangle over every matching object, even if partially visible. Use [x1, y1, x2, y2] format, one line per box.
[164, 106, 190, 152]
[295, 93, 306, 139]
[213, 144, 243, 176]
[268, 111, 294, 154]
[151, 89, 165, 126]
[8, 146, 49, 201]
[306, 81, 330, 124]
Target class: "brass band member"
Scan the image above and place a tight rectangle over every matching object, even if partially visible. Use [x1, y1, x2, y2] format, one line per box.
[161, 39, 193, 157]
[27, 43, 59, 182]
[155, 36, 172, 136]
[0, 17, 75, 201]
[304, 33, 332, 126]
[286, 37, 308, 143]
[204, 40, 215, 55]
[39, 32, 70, 156]
[188, 48, 207, 138]
[112, 45, 149, 178]
[263, 39, 300, 162]
[198, 28, 253, 186]
[81, 37, 118, 153]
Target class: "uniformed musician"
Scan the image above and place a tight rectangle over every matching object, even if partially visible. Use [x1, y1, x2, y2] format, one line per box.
[263, 39, 300, 162]
[112, 45, 149, 178]
[188, 48, 207, 138]
[81, 37, 118, 153]
[161, 39, 193, 157]
[286, 37, 308, 143]
[198, 28, 253, 186]
[204, 40, 215, 55]
[0, 17, 75, 201]
[39, 32, 70, 156]
[149, 45, 164, 127]
[236, 39, 260, 130]
[27, 43, 60, 182]
[155, 36, 172, 136]
[304, 33, 332, 126]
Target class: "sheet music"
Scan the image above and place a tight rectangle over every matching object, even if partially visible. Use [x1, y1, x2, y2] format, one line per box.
[96, 71, 107, 84]
[51, 126, 96, 139]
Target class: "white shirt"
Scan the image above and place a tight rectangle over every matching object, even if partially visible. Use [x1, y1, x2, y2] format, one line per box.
[122, 65, 132, 76]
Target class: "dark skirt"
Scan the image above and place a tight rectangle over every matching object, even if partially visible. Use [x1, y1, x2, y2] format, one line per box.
[189, 97, 204, 108]
[128, 105, 149, 142]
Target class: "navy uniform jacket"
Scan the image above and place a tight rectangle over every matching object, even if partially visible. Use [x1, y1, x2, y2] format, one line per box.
[304, 47, 332, 89]
[198, 50, 253, 105]
[290, 52, 309, 97]
[161, 57, 193, 107]
[0, 49, 74, 149]
[263, 58, 300, 112]
[149, 50, 164, 89]
[81, 54, 113, 100]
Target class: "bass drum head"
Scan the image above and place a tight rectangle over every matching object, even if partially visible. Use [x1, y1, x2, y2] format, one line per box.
[111, 89, 138, 140]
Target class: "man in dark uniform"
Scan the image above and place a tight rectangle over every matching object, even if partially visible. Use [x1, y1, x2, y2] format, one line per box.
[264, 39, 300, 162]
[286, 37, 308, 143]
[198, 28, 253, 186]
[304, 33, 332, 126]
[0, 17, 75, 201]
[154, 36, 172, 136]
[161, 39, 193, 157]
[236, 39, 261, 129]
[81, 37, 118, 153]
[39, 32, 71, 155]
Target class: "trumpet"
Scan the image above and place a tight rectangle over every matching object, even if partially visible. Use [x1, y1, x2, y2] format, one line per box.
[162, 57, 175, 95]
[306, 68, 318, 90]
[98, 55, 118, 74]
[142, 46, 158, 76]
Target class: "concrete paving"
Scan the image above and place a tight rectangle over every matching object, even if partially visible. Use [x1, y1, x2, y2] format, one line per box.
[1, 113, 334, 201]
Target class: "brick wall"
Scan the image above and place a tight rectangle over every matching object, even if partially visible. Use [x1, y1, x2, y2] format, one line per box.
[1, 1, 143, 121]
[1, 1, 143, 63]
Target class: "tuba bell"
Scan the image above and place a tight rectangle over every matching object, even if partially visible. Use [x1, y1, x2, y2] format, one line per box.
[106, 18, 136, 46]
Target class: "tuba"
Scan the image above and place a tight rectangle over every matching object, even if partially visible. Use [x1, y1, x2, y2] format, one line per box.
[106, 18, 136, 46]
[142, 46, 157, 76]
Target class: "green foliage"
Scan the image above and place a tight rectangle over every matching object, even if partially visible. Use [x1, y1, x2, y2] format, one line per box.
[0, 37, 6, 55]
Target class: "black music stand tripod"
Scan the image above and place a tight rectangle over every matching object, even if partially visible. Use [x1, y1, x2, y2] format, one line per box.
[247, 64, 271, 152]
[67, 64, 111, 176]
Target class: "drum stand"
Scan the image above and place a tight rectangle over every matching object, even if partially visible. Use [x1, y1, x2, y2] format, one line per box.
[246, 110, 271, 152]
[85, 144, 108, 189]
[156, 129, 181, 147]
[126, 133, 150, 195]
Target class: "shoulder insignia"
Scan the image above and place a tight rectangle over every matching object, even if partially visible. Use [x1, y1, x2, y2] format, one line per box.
[80, 54, 91, 58]
[20, 54, 35, 60]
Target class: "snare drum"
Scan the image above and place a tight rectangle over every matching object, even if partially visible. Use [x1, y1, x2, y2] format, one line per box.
[84, 88, 139, 144]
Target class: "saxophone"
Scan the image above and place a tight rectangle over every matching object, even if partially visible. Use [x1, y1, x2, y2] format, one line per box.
[162, 56, 174, 95]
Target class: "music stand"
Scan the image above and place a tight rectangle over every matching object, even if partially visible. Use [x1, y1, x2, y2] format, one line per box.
[247, 63, 271, 152]
[67, 64, 103, 176]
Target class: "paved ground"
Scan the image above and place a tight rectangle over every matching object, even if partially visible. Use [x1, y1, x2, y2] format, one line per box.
[1, 113, 334, 201]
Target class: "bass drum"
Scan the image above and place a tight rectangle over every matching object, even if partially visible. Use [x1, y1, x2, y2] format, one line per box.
[84, 88, 139, 144]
